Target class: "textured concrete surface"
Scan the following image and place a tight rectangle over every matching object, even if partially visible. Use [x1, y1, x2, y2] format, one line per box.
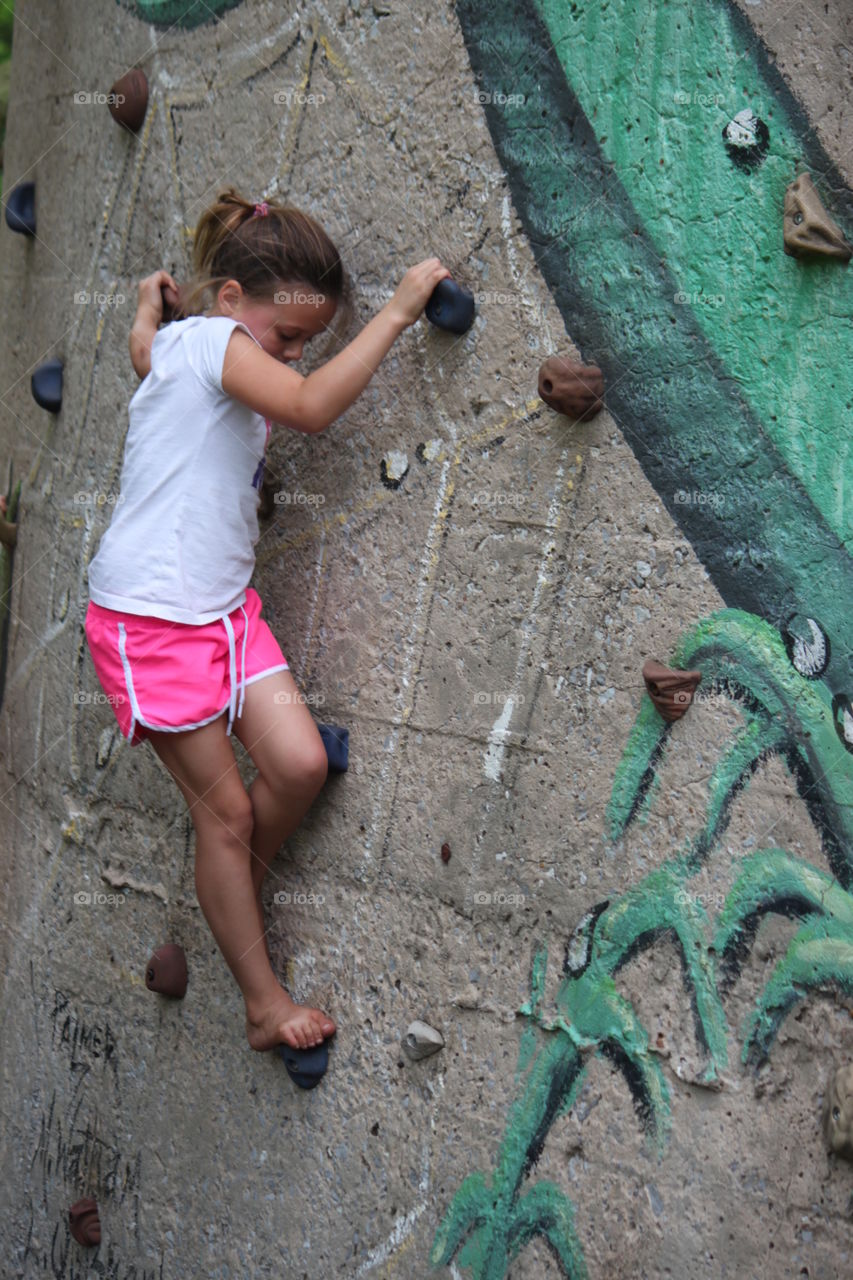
[0, 2, 851, 1277]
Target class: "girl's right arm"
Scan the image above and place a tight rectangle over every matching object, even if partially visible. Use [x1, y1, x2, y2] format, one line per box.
[221, 258, 450, 434]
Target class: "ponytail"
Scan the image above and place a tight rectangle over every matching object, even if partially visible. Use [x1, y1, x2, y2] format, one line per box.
[175, 186, 344, 317]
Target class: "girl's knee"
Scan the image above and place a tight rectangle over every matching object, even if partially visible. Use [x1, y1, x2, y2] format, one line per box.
[306, 740, 329, 793]
[194, 790, 255, 846]
[267, 739, 328, 798]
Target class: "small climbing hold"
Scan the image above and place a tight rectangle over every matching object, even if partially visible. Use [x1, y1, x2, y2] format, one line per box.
[0, 492, 17, 550]
[425, 277, 475, 334]
[642, 658, 701, 722]
[160, 280, 182, 323]
[108, 68, 149, 132]
[783, 173, 851, 263]
[783, 615, 829, 678]
[441, 842, 451, 863]
[402, 1020, 445, 1060]
[832, 695, 853, 755]
[538, 355, 604, 421]
[31, 359, 63, 413]
[278, 1041, 329, 1089]
[823, 1064, 853, 1160]
[318, 723, 348, 773]
[5, 181, 36, 236]
[68, 1197, 100, 1246]
[145, 942, 187, 997]
[722, 109, 769, 171]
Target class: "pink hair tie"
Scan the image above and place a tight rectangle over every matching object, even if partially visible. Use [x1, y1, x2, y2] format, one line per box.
[252, 201, 269, 218]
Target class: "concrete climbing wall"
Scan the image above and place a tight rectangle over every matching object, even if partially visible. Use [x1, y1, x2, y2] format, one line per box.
[1, 1, 851, 1276]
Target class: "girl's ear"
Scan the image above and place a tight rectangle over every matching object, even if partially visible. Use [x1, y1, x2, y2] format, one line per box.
[216, 279, 245, 314]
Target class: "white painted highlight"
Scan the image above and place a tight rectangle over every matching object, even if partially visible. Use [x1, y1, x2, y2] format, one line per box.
[353, 1201, 428, 1276]
[483, 695, 516, 782]
[481, 459, 566, 783]
[362, 457, 453, 864]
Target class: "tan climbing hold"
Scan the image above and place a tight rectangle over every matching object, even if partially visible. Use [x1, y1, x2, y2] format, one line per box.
[783, 173, 851, 263]
[642, 659, 702, 722]
[823, 1063, 853, 1160]
[403, 1020, 445, 1060]
[538, 355, 605, 421]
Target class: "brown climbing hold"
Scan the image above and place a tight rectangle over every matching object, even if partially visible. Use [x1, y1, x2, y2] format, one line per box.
[0, 493, 16, 550]
[160, 281, 183, 323]
[145, 942, 187, 998]
[783, 173, 851, 263]
[642, 659, 702, 722]
[69, 1197, 100, 1246]
[538, 356, 604, 421]
[441, 842, 451, 863]
[108, 69, 149, 133]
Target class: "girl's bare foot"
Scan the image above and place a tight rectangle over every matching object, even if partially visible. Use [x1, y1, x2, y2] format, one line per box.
[246, 988, 336, 1052]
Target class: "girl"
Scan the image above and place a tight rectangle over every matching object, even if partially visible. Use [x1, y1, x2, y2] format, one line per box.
[85, 187, 449, 1064]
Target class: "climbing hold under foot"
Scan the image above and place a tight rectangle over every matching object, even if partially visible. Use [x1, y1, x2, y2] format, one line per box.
[403, 1020, 445, 1061]
[31, 359, 63, 413]
[278, 1041, 329, 1089]
[145, 942, 187, 997]
[642, 659, 701, 722]
[69, 1197, 100, 1246]
[318, 723, 348, 773]
[783, 173, 851, 263]
[823, 1064, 853, 1160]
[538, 355, 604, 421]
[108, 69, 149, 132]
[5, 181, 36, 235]
[425, 277, 475, 334]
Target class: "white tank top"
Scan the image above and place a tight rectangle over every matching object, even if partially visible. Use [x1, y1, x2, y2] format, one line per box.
[87, 315, 270, 625]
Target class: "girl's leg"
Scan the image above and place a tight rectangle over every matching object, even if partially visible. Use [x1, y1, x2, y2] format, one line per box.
[147, 715, 333, 1050]
[231, 668, 329, 901]
[229, 669, 336, 1048]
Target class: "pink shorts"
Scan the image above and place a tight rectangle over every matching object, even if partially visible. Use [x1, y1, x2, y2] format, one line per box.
[84, 587, 289, 746]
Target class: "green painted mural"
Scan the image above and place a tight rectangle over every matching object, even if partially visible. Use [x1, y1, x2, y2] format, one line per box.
[456, 0, 853, 698]
[431, 0, 853, 1274]
[432, 609, 853, 1275]
[117, 0, 244, 29]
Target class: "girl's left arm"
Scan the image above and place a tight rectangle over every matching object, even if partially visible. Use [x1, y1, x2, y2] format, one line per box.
[129, 270, 179, 379]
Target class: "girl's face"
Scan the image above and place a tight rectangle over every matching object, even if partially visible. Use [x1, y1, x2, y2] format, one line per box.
[217, 281, 338, 363]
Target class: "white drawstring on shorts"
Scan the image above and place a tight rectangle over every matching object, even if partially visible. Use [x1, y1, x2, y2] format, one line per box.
[220, 603, 249, 736]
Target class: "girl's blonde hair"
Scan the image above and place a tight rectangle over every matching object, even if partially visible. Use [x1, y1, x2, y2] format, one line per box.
[175, 187, 345, 317]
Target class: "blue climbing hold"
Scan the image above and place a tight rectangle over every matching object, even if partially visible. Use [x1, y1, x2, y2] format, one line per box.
[278, 1041, 329, 1089]
[425, 277, 475, 334]
[5, 182, 36, 236]
[31, 359, 63, 413]
[318, 723, 348, 773]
